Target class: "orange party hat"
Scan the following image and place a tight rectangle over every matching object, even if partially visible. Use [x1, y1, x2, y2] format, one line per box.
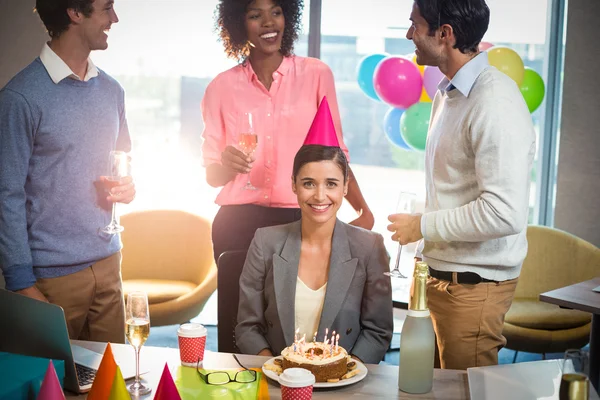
[107, 366, 130, 400]
[302, 96, 340, 147]
[87, 343, 118, 400]
[154, 363, 181, 400]
[36, 361, 65, 400]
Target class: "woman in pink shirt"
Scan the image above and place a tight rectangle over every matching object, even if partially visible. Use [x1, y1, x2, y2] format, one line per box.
[203, 0, 374, 263]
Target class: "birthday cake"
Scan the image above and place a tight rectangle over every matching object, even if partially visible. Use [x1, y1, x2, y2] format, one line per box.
[280, 340, 349, 382]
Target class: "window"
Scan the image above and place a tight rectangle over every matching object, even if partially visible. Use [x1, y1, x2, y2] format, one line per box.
[93, 0, 309, 219]
[320, 0, 556, 303]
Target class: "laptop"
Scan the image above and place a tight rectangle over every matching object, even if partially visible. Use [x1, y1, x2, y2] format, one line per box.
[0, 289, 138, 393]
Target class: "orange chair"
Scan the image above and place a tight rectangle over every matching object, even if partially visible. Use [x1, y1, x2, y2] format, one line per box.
[503, 225, 600, 361]
[120, 210, 217, 327]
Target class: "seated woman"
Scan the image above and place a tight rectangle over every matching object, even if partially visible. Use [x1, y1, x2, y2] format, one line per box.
[235, 144, 393, 364]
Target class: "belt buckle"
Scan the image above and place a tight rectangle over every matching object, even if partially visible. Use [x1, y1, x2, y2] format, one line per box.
[460, 272, 483, 285]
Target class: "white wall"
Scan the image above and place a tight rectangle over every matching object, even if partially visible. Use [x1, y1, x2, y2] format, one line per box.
[0, 0, 48, 87]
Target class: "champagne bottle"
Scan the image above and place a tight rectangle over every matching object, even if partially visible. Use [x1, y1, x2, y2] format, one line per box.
[398, 261, 435, 394]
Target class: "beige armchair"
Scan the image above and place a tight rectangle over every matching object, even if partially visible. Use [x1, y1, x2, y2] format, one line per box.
[120, 210, 217, 327]
[503, 225, 600, 360]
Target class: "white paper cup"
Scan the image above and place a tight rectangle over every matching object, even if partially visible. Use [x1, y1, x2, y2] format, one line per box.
[279, 368, 316, 400]
[177, 323, 207, 367]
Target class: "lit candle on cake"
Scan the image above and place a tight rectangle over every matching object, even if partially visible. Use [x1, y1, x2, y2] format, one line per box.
[330, 331, 336, 354]
[336, 334, 340, 351]
[313, 331, 317, 343]
[324, 328, 328, 342]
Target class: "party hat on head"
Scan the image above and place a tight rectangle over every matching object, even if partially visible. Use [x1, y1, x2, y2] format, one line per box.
[154, 363, 181, 400]
[87, 343, 117, 400]
[107, 366, 130, 400]
[303, 96, 340, 147]
[36, 361, 65, 400]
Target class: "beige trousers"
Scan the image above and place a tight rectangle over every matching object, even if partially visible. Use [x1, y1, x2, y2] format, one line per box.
[427, 275, 518, 370]
[36, 252, 125, 344]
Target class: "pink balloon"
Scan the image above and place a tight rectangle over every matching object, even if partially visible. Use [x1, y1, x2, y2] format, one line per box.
[479, 41, 494, 51]
[373, 56, 422, 109]
[423, 66, 445, 99]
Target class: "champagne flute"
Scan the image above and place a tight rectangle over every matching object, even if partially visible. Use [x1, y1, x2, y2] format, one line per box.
[101, 150, 130, 234]
[560, 349, 590, 400]
[126, 291, 152, 396]
[385, 192, 417, 279]
[238, 112, 258, 190]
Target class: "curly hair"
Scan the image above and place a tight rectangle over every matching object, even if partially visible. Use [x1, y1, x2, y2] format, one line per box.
[216, 0, 304, 61]
[35, 0, 94, 38]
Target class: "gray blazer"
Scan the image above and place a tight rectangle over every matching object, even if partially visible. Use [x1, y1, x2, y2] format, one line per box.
[235, 219, 393, 364]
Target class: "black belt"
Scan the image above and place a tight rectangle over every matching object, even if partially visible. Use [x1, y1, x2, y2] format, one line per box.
[428, 267, 498, 285]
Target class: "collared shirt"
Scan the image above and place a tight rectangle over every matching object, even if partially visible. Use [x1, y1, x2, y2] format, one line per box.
[39, 42, 98, 84]
[201, 56, 350, 208]
[437, 51, 489, 97]
[421, 51, 490, 236]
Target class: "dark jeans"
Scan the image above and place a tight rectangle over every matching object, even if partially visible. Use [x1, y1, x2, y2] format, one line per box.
[212, 204, 301, 264]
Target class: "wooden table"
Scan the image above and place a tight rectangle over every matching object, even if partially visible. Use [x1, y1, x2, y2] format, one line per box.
[540, 276, 600, 391]
[67, 341, 470, 399]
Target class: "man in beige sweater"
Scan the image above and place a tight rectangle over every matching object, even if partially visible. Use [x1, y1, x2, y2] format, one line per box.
[388, 0, 536, 370]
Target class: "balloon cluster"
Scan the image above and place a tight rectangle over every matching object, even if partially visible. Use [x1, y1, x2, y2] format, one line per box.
[356, 42, 546, 152]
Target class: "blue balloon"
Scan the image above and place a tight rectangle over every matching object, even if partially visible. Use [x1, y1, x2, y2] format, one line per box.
[383, 107, 411, 150]
[356, 53, 387, 101]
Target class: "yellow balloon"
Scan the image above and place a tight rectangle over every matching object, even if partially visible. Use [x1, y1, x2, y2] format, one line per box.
[408, 55, 430, 102]
[419, 87, 431, 102]
[487, 46, 525, 86]
[411, 55, 426, 76]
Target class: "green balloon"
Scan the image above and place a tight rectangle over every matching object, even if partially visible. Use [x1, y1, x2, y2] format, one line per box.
[520, 67, 545, 113]
[400, 102, 432, 151]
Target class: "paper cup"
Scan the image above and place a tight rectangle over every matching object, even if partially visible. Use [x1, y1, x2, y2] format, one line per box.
[177, 323, 207, 367]
[279, 368, 315, 400]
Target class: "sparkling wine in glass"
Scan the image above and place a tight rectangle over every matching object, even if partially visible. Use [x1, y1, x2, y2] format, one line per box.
[385, 192, 417, 279]
[101, 150, 129, 234]
[126, 291, 152, 396]
[559, 349, 590, 400]
[238, 112, 258, 190]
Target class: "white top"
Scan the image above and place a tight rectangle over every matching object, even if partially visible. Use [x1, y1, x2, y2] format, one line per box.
[39, 42, 98, 84]
[294, 277, 327, 341]
[421, 52, 536, 281]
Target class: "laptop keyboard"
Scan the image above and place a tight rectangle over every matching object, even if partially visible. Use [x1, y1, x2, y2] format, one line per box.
[75, 363, 97, 386]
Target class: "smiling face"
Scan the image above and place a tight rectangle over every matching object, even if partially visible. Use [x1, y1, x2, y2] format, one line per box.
[292, 160, 348, 226]
[406, 2, 440, 66]
[245, 0, 285, 57]
[78, 0, 119, 51]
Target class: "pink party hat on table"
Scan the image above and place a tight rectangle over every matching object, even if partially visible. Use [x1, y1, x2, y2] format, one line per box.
[107, 366, 130, 400]
[303, 96, 340, 147]
[36, 361, 65, 400]
[154, 363, 182, 400]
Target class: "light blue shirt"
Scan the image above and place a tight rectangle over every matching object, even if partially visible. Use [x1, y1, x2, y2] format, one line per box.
[420, 51, 490, 238]
[437, 51, 490, 97]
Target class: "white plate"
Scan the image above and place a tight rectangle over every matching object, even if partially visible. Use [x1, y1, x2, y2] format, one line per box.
[261, 356, 368, 388]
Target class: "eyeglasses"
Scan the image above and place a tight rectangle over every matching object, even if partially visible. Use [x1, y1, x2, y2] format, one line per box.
[197, 354, 257, 385]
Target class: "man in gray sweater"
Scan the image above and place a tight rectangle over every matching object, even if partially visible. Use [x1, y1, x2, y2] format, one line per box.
[388, 0, 536, 369]
[0, 0, 135, 343]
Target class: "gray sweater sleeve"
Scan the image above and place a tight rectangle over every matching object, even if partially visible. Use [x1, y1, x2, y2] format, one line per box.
[0, 88, 36, 290]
